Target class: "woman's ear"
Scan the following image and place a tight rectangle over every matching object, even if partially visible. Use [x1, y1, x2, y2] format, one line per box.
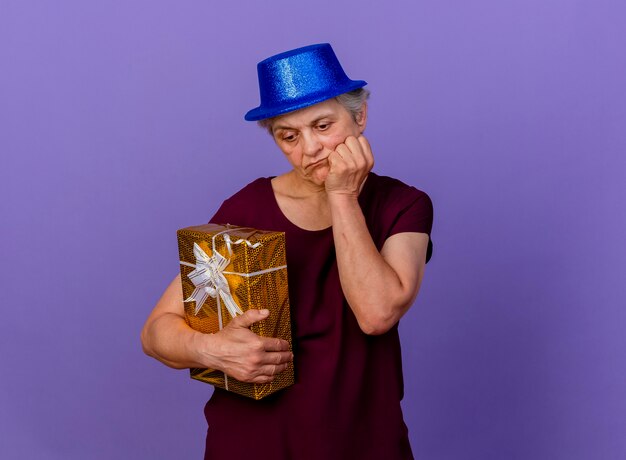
[356, 102, 368, 133]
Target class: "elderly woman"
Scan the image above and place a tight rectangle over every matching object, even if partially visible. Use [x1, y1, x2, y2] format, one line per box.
[141, 43, 433, 459]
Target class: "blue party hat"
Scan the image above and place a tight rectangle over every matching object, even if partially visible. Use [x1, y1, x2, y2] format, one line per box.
[245, 43, 367, 121]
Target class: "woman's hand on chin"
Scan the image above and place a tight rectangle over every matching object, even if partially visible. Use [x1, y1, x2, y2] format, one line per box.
[324, 135, 374, 199]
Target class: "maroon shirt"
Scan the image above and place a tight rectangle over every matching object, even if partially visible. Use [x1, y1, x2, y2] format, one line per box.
[204, 172, 433, 459]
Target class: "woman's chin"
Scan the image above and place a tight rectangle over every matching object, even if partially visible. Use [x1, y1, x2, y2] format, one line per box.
[311, 166, 329, 184]
[296, 165, 329, 187]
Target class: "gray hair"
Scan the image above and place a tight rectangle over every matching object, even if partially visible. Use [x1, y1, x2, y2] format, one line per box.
[257, 87, 370, 135]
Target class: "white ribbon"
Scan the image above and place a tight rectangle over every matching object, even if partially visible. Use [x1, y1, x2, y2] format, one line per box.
[181, 242, 243, 317]
[179, 229, 287, 390]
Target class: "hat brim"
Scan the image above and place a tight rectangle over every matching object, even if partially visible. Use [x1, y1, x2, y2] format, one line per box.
[244, 80, 367, 121]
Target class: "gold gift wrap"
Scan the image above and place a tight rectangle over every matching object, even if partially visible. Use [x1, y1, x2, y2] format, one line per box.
[177, 223, 294, 400]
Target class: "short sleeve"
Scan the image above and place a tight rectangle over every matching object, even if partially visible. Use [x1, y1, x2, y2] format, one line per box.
[387, 191, 434, 264]
[208, 198, 232, 224]
[205, 178, 268, 227]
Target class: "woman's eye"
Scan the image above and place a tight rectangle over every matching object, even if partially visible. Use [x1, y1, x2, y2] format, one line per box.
[317, 123, 329, 131]
[283, 134, 296, 142]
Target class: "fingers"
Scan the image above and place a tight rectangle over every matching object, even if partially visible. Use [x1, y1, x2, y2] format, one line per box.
[228, 308, 269, 329]
[335, 137, 359, 165]
[344, 135, 363, 155]
[246, 362, 291, 384]
[228, 352, 293, 384]
[215, 308, 293, 383]
[269, 350, 293, 365]
[333, 135, 372, 170]
[261, 336, 291, 352]
[326, 135, 373, 197]
[225, 311, 289, 354]
[357, 135, 374, 169]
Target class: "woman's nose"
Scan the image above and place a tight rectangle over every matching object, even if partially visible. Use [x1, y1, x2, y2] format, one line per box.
[301, 131, 323, 157]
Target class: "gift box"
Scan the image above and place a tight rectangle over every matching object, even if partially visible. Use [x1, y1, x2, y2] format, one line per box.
[177, 223, 294, 399]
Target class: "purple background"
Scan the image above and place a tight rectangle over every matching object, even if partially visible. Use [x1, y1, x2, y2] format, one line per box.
[1, 1, 625, 458]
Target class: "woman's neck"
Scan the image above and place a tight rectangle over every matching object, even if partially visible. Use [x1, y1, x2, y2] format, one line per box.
[271, 172, 332, 230]
[276, 171, 327, 199]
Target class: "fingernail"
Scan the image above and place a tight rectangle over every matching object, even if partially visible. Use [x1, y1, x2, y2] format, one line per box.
[260, 309, 269, 315]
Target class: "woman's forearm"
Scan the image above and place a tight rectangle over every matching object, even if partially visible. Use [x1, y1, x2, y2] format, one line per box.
[329, 194, 410, 335]
[141, 312, 210, 369]
[141, 274, 293, 382]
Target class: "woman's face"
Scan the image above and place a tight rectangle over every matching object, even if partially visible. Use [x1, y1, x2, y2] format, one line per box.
[270, 98, 367, 186]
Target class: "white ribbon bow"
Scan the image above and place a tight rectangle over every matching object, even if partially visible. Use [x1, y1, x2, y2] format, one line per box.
[184, 242, 244, 318]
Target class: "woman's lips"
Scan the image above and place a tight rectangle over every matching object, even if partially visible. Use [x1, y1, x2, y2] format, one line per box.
[306, 158, 328, 169]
